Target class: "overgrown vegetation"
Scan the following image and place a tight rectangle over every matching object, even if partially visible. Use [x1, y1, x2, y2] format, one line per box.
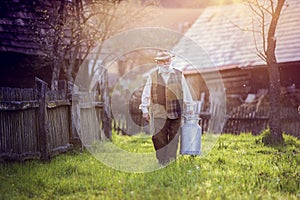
[0, 133, 299, 199]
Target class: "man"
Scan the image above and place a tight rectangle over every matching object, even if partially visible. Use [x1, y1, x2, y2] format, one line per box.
[139, 50, 194, 165]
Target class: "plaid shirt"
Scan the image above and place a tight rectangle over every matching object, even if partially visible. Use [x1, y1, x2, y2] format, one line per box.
[151, 68, 183, 119]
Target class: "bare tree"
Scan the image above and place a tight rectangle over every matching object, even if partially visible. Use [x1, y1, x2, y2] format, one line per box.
[31, 0, 89, 90]
[31, 0, 155, 90]
[246, 0, 286, 144]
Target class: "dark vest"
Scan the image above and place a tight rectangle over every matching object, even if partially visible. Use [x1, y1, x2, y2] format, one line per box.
[150, 68, 183, 119]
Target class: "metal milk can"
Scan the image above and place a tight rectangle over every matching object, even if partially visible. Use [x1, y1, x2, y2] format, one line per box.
[180, 103, 202, 155]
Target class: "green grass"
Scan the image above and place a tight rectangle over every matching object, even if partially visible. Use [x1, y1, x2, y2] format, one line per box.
[0, 133, 299, 200]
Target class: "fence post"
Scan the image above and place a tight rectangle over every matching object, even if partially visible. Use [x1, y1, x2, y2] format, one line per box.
[99, 68, 112, 140]
[35, 77, 50, 161]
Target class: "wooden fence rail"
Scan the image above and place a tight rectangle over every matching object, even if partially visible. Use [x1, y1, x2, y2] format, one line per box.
[0, 76, 112, 162]
[113, 102, 299, 138]
[223, 104, 300, 138]
[0, 78, 73, 161]
[113, 112, 211, 136]
[2, 77, 299, 162]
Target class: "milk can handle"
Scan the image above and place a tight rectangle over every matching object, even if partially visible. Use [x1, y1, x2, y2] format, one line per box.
[182, 114, 201, 121]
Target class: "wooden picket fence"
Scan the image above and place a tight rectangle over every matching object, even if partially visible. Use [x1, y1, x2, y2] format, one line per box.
[0, 78, 73, 161]
[0, 77, 111, 162]
[112, 112, 211, 136]
[124, 95, 299, 138]
[1, 76, 299, 162]
[223, 103, 300, 138]
[114, 88, 212, 136]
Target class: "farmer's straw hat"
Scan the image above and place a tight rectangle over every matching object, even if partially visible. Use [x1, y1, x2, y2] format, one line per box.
[154, 51, 174, 61]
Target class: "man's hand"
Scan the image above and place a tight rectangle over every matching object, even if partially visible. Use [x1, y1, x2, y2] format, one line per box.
[142, 113, 150, 121]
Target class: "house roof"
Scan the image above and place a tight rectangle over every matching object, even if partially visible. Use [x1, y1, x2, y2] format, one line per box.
[0, 0, 202, 56]
[172, 0, 300, 71]
[131, 8, 202, 33]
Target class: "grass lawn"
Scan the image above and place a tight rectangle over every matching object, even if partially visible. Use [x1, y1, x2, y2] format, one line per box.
[0, 133, 299, 200]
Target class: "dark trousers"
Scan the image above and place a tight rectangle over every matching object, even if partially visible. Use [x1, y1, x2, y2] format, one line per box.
[152, 118, 181, 164]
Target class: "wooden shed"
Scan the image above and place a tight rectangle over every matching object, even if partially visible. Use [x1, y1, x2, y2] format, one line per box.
[172, 0, 300, 136]
[0, 0, 59, 87]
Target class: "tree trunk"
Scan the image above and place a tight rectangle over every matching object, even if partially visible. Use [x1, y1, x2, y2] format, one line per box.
[267, 61, 283, 143]
[51, 0, 65, 91]
[265, 0, 285, 144]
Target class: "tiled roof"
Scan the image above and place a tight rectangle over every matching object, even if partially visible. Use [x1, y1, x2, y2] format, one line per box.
[172, 0, 300, 71]
[138, 8, 202, 32]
